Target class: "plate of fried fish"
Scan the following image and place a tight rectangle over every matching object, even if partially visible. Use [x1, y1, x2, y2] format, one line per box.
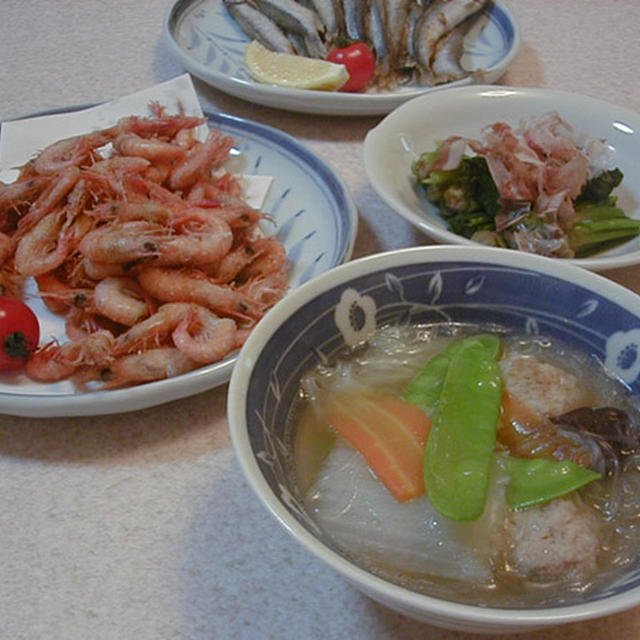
[163, 0, 521, 116]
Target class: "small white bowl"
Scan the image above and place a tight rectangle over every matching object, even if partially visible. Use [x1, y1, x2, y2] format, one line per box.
[364, 85, 640, 271]
[228, 245, 640, 634]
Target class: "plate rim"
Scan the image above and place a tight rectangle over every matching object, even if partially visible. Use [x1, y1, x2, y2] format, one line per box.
[363, 84, 640, 271]
[162, 0, 522, 116]
[0, 105, 358, 417]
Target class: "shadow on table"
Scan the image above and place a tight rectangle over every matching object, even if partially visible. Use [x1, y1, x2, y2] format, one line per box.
[0, 384, 230, 464]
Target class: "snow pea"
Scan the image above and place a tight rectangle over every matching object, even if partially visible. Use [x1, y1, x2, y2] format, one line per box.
[423, 334, 502, 521]
[505, 455, 601, 510]
[404, 334, 501, 411]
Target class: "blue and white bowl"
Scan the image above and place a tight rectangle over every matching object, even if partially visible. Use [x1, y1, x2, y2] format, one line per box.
[227, 245, 640, 634]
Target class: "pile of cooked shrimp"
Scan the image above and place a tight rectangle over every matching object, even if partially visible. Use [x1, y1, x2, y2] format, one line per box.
[0, 103, 288, 389]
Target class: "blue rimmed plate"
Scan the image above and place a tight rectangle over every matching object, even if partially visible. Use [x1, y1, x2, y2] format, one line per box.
[0, 108, 357, 417]
[163, 0, 521, 116]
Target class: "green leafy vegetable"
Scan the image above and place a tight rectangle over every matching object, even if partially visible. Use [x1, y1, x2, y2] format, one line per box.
[412, 153, 500, 240]
[570, 202, 640, 257]
[421, 334, 503, 521]
[505, 455, 601, 510]
[576, 168, 624, 204]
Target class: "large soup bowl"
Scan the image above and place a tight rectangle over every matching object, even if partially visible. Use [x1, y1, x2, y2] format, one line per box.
[227, 245, 640, 634]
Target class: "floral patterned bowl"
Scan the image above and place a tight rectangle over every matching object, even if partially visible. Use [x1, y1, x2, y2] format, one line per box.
[227, 245, 640, 634]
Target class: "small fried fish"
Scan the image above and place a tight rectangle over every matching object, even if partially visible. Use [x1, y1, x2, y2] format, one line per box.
[253, 0, 327, 57]
[415, 0, 488, 79]
[223, 0, 295, 54]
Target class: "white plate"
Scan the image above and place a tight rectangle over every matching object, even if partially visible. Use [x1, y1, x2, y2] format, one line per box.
[0, 108, 357, 417]
[162, 0, 520, 116]
[364, 85, 640, 271]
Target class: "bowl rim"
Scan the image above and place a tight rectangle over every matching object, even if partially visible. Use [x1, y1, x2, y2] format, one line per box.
[227, 245, 640, 629]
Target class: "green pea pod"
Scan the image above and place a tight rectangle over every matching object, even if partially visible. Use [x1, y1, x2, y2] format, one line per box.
[404, 334, 501, 410]
[423, 334, 502, 521]
[506, 455, 601, 510]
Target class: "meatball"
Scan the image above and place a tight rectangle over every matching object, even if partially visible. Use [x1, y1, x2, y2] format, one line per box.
[504, 498, 601, 582]
[501, 354, 589, 418]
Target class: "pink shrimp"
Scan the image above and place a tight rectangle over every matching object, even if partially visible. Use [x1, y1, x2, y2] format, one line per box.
[186, 176, 244, 204]
[215, 235, 287, 284]
[137, 266, 265, 322]
[111, 302, 197, 355]
[78, 220, 170, 265]
[35, 272, 94, 314]
[86, 347, 197, 389]
[25, 342, 78, 381]
[87, 200, 175, 225]
[171, 305, 237, 364]
[14, 209, 77, 276]
[32, 131, 114, 175]
[240, 237, 287, 280]
[88, 200, 225, 233]
[214, 242, 261, 284]
[0, 232, 12, 265]
[52, 179, 95, 241]
[64, 307, 106, 341]
[88, 156, 151, 175]
[142, 163, 173, 185]
[186, 182, 271, 230]
[174, 126, 198, 150]
[0, 265, 25, 298]
[239, 269, 289, 308]
[0, 176, 49, 217]
[113, 132, 186, 162]
[115, 114, 205, 140]
[16, 166, 80, 232]
[81, 157, 152, 204]
[79, 217, 233, 269]
[93, 276, 153, 326]
[121, 175, 185, 205]
[161, 217, 233, 268]
[80, 257, 128, 280]
[210, 205, 270, 231]
[25, 329, 114, 382]
[168, 129, 235, 191]
[15, 177, 90, 276]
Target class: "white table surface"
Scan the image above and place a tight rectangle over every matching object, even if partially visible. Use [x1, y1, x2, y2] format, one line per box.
[2, 1, 640, 638]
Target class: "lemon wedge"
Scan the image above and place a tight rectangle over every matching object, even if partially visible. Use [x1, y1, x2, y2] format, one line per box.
[244, 40, 349, 91]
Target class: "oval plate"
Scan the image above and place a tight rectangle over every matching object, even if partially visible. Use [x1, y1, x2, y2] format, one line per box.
[364, 85, 640, 271]
[163, 0, 520, 117]
[0, 109, 357, 417]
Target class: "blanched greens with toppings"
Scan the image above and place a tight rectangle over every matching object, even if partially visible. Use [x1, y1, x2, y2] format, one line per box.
[412, 112, 638, 258]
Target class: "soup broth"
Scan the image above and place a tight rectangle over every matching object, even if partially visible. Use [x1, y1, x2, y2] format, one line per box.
[290, 323, 640, 608]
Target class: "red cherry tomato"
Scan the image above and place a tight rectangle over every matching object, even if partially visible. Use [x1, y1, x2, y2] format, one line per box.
[327, 42, 376, 93]
[0, 296, 40, 371]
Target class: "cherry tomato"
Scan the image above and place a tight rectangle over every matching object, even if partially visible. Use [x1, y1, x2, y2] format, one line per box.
[327, 42, 376, 93]
[0, 296, 40, 371]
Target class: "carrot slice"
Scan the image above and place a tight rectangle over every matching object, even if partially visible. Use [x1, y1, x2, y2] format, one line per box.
[325, 391, 431, 502]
